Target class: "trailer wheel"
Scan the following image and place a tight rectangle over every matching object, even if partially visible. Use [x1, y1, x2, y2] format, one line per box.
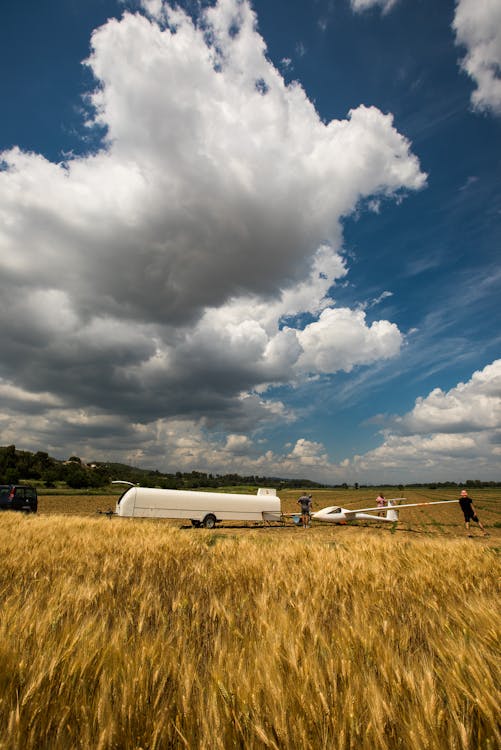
[191, 519, 201, 528]
[203, 514, 217, 529]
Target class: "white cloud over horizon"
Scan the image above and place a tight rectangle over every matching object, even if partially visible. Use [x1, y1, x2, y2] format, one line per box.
[0, 0, 425, 461]
[2, 358, 499, 486]
[345, 359, 501, 483]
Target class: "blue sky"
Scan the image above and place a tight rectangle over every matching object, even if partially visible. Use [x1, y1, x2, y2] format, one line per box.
[0, 0, 500, 483]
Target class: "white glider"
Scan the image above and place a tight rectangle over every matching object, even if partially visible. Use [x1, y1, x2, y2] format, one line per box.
[312, 498, 457, 524]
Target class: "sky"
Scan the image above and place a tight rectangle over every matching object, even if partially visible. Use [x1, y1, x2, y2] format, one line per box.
[0, 0, 500, 484]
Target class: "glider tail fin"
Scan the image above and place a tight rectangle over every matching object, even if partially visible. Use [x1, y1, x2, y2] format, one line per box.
[385, 500, 399, 522]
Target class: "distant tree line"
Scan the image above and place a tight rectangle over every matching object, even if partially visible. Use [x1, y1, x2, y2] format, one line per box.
[1, 446, 500, 491]
[0, 446, 323, 490]
[0, 446, 109, 489]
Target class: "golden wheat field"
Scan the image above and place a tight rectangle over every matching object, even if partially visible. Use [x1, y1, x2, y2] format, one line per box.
[40, 486, 501, 541]
[0, 490, 500, 749]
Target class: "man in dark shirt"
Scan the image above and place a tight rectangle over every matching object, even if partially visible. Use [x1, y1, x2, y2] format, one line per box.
[459, 490, 488, 537]
[297, 493, 312, 528]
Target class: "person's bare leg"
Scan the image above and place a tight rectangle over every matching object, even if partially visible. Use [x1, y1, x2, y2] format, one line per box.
[478, 519, 488, 535]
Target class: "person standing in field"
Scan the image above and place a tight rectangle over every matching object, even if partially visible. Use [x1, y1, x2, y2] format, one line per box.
[459, 489, 488, 537]
[376, 493, 386, 517]
[297, 493, 313, 528]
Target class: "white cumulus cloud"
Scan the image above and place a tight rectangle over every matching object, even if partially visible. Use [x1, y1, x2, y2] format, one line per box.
[394, 359, 501, 434]
[295, 308, 402, 375]
[0, 0, 426, 463]
[345, 359, 501, 482]
[453, 0, 501, 116]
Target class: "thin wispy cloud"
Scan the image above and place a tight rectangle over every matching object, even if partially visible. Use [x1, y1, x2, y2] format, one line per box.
[350, 0, 400, 15]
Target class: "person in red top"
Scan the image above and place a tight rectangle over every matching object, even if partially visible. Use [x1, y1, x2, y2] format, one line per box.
[376, 493, 386, 517]
[458, 490, 488, 537]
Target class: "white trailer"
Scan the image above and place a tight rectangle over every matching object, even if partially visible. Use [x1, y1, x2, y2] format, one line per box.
[114, 483, 281, 528]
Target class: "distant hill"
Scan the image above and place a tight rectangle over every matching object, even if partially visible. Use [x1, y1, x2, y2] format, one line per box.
[0, 445, 324, 491]
[1, 445, 499, 490]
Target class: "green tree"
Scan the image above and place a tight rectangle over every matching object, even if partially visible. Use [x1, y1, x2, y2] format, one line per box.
[4, 468, 19, 484]
[66, 466, 90, 489]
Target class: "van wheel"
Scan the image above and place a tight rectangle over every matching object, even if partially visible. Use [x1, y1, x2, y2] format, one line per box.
[191, 520, 201, 528]
[203, 514, 217, 529]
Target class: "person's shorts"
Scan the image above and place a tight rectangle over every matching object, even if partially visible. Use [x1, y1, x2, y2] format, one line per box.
[463, 510, 479, 522]
[300, 508, 311, 516]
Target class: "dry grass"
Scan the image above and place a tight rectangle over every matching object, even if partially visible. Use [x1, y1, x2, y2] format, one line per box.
[0, 512, 499, 749]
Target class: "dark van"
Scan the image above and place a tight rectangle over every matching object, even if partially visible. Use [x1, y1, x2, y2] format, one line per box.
[0, 485, 38, 513]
